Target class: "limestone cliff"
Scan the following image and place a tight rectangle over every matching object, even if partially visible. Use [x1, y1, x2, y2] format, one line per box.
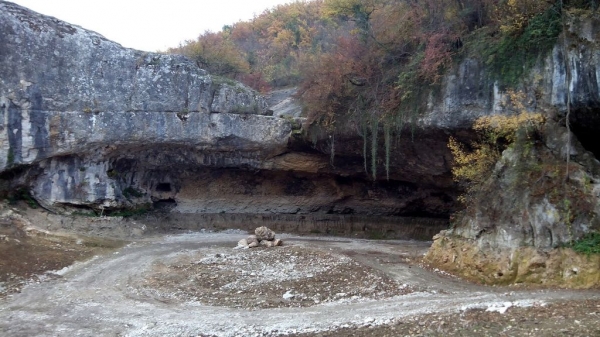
[0, 1, 283, 210]
[0, 1, 452, 229]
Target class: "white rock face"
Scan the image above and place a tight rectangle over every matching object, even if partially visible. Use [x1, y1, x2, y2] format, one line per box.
[0, 1, 292, 210]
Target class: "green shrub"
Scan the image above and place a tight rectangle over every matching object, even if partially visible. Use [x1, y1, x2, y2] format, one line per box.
[8, 188, 38, 208]
[480, 5, 562, 87]
[122, 186, 145, 199]
[570, 232, 600, 255]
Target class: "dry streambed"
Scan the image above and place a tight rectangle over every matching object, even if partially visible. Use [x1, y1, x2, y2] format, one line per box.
[0, 231, 599, 337]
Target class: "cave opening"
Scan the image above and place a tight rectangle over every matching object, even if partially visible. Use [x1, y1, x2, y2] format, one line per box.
[570, 107, 600, 159]
[156, 183, 172, 192]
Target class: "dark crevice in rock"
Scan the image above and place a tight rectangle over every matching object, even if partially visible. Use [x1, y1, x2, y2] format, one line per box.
[153, 198, 177, 210]
[155, 183, 172, 192]
[570, 107, 600, 159]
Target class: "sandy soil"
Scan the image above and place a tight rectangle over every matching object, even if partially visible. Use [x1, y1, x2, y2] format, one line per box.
[1, 227, 599, 337]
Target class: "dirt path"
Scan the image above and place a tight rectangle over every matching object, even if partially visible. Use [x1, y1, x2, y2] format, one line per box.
[1, 232, 599, 337]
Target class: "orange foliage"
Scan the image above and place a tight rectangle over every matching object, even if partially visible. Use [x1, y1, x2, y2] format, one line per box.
[298, 35, 367, 127]
[168, 0, 561, 125]
[419, 31, 457, 83]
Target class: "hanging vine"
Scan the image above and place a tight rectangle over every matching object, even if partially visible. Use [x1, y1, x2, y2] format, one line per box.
[383, 121, 392, 181]
[370, 115, 380, 181]
[329, 134, 335, 167]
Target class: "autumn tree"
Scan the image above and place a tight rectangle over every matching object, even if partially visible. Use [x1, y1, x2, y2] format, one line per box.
[169, 31, 249, 77]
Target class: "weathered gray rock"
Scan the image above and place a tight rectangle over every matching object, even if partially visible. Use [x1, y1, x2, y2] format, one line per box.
[265, 87, 302, 118]
[255, 226, 276, 241]
[0, 2, 267, 115]
[448, 121, 600, 250]
[246, 235, 259, 246]
[0, 0, 277, 172]
[235, 228, 281, 249]
[0, 1, 296, 212]
[427, 13, 600, 251]
[236, 238, 248, 249]
[420, 14, 600, 130]
[0, 108, 291, 170]
[418, 12, 600, 286]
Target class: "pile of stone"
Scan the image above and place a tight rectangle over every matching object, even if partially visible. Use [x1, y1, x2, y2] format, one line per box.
[236, 226, 282, 249]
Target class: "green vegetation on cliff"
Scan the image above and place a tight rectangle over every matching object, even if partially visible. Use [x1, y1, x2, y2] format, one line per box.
[571, 232, 600, 255]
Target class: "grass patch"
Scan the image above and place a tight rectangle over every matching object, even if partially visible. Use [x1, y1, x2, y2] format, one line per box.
[108, 203, 152, 217]
[570, 232, 600, 255]
[71, 203, 152, 218]
[467, 5, 562, 88]
[122, 186, 145, 199]
[8, 188, 38, 209]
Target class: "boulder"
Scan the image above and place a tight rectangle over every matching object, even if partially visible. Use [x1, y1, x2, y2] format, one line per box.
[235, 227, 281, 249]
[255, 226, 276, 241]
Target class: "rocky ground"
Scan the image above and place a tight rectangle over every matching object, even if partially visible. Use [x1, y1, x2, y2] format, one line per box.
[292, 299, 600, 336]
[0, 204, 599, 336]
[131, 245, 411, 309]
[0, 203, 125, 298]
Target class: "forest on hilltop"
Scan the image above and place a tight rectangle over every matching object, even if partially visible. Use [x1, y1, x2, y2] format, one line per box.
[169, 0, 596, 175]
[170, 0, 594, 121]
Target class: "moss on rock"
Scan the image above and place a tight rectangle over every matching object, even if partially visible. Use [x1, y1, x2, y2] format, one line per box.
[425, 233, 600, 288]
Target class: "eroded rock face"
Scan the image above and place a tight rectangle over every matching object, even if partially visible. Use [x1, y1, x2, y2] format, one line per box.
[0, 1, 294, 212]
[0, 0, 272, 170]
[420, 13, 600, 286]
[423, 107, 600, 286]
[0, 2, 267, 115]
[312, 12, 600, 187]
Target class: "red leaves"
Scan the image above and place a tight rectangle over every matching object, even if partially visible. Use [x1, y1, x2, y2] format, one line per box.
[419, 31, 456, 83]
[298, 35, 369, 126]
[238, 72, 272, 93]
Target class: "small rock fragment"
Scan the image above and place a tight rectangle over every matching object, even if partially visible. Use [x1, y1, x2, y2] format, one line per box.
[235, 226, 281, 248]
[283, 290, 295, 300]
[237, 238, 248, 248]
[246, 235, 259, 246]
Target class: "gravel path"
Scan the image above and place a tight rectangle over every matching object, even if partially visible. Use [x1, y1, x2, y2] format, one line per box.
[1, 232, 599, 336]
